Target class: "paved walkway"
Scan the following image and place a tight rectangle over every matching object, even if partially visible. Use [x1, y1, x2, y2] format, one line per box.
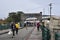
[0, 29, 10, 35]
[0, 27, 23, 35]
[0, 27, 54, 40]
[0, 27, 35, 40]
[26, 27, 42, 40]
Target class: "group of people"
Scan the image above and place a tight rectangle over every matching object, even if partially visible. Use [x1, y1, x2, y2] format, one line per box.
[36, 22, 51, 40]
[10, 22, 20, 38]
[10, 21, 51, 40]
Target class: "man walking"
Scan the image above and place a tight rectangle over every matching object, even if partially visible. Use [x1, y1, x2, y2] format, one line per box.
[10, 22, 16, 38]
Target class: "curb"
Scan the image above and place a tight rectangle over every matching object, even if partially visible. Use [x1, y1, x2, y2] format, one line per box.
[0, 31, 9, 35]
[0, 27, 24, 35]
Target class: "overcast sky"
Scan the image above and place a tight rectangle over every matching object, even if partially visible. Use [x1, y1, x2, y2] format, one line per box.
[0, 0, 60, 19]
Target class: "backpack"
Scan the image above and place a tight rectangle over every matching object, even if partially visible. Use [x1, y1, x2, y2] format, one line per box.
[15, 23, 19, 28]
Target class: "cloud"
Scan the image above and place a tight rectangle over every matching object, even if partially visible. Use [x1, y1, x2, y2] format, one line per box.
[0, 0, 60, 18]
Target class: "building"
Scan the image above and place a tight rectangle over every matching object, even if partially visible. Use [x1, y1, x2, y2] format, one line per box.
[9, 11, 42, 22]
[42, 15, 60, 29]
[8, 11, 42, 27]
[24, 12, 42, 21]
[9, 12, 16, 17]
[21, 12, 42, 27]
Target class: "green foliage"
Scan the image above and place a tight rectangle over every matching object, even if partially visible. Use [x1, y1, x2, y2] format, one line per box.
[6, 11, 23, 23]
[12, 14, 20, 22]
[6, 16, 13, 23]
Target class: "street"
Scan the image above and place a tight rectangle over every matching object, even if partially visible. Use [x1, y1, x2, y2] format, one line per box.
[0, 27, 35, 40]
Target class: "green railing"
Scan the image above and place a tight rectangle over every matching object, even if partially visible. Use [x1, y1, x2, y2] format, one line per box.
[0, 24, 10, 30]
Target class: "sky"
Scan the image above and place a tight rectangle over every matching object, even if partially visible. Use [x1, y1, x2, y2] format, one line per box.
[0, 0, 60, 19]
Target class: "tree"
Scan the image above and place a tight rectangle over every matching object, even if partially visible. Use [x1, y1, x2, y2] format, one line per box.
[6, 12, 16, 23]
[6, 11, 24, 23]
[6, 16, 13, 23]
[12, 14, 20, 22]
[17, 11, 24, 21]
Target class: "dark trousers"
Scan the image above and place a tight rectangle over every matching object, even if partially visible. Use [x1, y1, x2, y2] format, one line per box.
[37, 26, 39, 31]
[12, 29, 15, 36]
[16, 28, 18, 35]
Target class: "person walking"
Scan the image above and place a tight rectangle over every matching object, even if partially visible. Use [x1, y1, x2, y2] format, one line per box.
[24, 23, 27, 30]
[15, 22, 19, 35]
[10, 22, 16, 38]
[36, 22, 40, 31]
[25, 22, 28, 30]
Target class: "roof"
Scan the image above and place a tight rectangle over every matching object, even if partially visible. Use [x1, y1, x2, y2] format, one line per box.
[42, 15, 60, 20]
[26, 17, 37, 20]
[24, 20, 40, 23]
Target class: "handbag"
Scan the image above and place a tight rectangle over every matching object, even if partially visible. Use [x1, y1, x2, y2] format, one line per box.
[8, 30, 12, 34]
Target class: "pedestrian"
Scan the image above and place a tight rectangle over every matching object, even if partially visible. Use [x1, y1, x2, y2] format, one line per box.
[15, 22, 19, 35]
[24, 22, 28, 30]
[36, 22, 40, 31]
[10, 22, 16, 38]
[40, 22, 51, 40]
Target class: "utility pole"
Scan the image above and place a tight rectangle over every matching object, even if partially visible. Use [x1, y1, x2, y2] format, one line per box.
[49, 3, 52, 28]
[49, 3, 52, 19]
[49, 3, 54, 40]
